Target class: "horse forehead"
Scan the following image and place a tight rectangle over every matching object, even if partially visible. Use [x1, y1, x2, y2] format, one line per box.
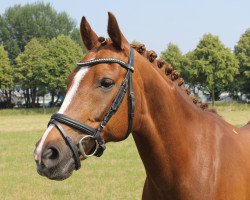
[86, 45, 125, 60]
[83, 48, 111, 61]
[59, 67, 90, 115]
[83, 52, 96, 61]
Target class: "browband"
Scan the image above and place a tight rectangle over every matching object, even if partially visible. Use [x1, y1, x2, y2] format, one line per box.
[77, 58, 134, 71]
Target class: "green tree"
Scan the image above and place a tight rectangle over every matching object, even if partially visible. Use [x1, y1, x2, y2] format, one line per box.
[0, 45, 13, 107]
[45, 35, 83, 105]
[0, 45, 13, 90]
[180, 51, 203, 93]
[192, 33, 239, 105]
[0, 2, 76, 61]
[0, 15, 20, 62]
[234, 28, 250, 98]
[131, 40, 142, 45]
[70, 28, 87, 54]
[15, 38, 48, 107]
[161, 43, 183, 71]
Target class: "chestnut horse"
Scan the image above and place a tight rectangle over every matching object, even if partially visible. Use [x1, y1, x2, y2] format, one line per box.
[34, 13, 250, 199]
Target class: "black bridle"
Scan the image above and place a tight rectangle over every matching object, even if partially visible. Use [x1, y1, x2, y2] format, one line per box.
[48, 47, 135, 170]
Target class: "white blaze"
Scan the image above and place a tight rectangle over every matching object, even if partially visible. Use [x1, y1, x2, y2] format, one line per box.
[58, 67, 90, 114]
[35, 125, 54, 159]
[35, 67, 89, 157]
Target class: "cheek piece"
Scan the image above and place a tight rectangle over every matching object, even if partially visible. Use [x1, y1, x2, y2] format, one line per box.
[48, 47, 135, 170]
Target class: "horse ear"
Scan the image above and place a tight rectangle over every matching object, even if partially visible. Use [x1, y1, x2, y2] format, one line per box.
[107, 12, 129, 50]
[80, 16, 99, 50]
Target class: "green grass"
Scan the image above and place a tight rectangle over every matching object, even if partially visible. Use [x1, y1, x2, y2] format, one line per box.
[0, 107, 58, 116]
[211, 102, 250, 127]
[0, 103, 249, 200]
[212, 101, 250, 111]
[0, 113, 145, 200]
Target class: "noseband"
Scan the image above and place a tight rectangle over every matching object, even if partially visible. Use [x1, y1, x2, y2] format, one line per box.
[48, 47, 135, 170]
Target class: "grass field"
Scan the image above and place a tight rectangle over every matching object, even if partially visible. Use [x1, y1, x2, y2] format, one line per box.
[0, 102, 249, 200]
[212, 102, 250, 127]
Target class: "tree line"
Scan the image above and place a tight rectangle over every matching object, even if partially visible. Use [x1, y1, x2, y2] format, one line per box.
[0, 2, 249, 108]
[0, 2, 85, 108]
[161, 31, 250, 105]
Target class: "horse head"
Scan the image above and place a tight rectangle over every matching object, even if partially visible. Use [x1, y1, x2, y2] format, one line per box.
[33, 13, 142, 180]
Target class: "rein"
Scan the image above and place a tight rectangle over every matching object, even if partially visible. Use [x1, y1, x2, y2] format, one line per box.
[48, 47, 135, 170]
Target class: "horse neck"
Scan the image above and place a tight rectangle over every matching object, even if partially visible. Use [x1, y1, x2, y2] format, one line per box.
[132, 55, 205, 189]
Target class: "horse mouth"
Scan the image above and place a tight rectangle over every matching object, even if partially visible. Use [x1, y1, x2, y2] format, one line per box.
[36, 158, 75, 181]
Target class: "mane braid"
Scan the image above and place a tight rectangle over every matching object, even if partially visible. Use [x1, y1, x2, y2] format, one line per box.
[131, 43, 209, 111]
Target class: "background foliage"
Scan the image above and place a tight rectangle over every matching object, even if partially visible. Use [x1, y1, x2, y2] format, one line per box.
[189, 34, 238, 104]
[0, 45, 13, 90]
[160, 34, 247, 105]
[234, 29, 250, 98]
[0, 2, 249, 108]
[0, 2, 85, 108]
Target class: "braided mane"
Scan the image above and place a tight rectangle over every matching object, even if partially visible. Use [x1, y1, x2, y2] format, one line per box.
[130, 43, 209, 111]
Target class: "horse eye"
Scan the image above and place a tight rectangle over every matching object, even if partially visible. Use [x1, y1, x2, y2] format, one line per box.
[100, 78, 115, 89]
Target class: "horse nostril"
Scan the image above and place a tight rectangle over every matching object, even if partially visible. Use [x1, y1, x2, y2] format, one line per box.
[43, 147, 59, 160]
[41, 147, 60, 169]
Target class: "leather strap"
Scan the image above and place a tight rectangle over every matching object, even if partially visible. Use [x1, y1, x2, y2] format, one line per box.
[127, 49, 135, 136]
[49, 120, 81, 170]
[50, 113, 96, 136]
[77, 58, 134, 71]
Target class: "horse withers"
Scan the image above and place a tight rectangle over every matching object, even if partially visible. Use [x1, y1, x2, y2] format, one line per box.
[34, 13, 250, 199]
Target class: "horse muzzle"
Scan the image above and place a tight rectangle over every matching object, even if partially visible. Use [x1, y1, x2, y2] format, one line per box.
[34, 144, 75, 181]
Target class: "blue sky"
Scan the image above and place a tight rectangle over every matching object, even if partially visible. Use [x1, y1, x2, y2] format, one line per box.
[0, 0, 249, 54]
